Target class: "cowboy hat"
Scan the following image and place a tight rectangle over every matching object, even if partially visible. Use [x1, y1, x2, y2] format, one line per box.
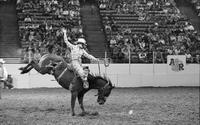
[75, 38, 87, 45]
[0, 58, 5, 63]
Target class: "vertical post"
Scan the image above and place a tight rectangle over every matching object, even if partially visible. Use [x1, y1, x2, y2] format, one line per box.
[28, 47, 32, 63]
[199, 56, 200, 86]
[0, 81, 2, 99]
[152, 51, 155, 85]
[105, 51, 107, 76]
[161, 52, 164, 63]
[128, 46, 131, 75]
[98, 61, 101, 75]
[153, 51, 155, 75]
[28, 47, 31, 88]
[197, 55, 200, 85]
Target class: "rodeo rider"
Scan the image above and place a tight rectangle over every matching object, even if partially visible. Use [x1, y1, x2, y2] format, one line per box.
[62, 28, 99, 89]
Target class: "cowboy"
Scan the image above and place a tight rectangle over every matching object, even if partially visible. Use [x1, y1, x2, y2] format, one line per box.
[4, 74, 13, 89]
[19, 44, 65, 74]
[0, 59, 8, 90]
[62, 28, 99, 89]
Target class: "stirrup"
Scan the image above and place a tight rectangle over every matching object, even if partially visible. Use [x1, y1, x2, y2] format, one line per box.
[83, 81, 89, 89]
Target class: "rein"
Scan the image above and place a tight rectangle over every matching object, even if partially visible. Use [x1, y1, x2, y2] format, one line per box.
[98, 61, 101, 75]
[102, 82, 109, 90]
[57, 67, 68, 81]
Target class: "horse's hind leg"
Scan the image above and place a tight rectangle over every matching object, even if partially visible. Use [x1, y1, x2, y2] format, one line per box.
[19, 61, 33, 70]
[71, 91, 78, 116]
[31, 62, 48, 74]
[20, 61, 35, 74]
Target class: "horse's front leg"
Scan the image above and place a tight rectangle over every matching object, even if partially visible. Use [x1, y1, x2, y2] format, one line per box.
[71, 91, 78, 116]
[78, 93, 86, 115]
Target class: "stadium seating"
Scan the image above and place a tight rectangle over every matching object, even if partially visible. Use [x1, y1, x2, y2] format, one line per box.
[15, 0, 200, 63]
[98, 0, 200, 63]
[16, 0, 83, 63]
[186, 0, 200, 16]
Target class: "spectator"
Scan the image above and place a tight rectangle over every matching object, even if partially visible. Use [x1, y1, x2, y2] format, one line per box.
[111, 45, 121, 63]
[4, 74, 14, 89]
[195, 55, 200, 63]
[109, 36, 117, 48]
[0, 59, 8, 90]
[33, 48, 42, 62]
[185, 49, 193, 63]
[91, 4, 96, 15]
[105, 24, 112, 33]
[22, 47, 29, 63]
[24, 15, 32, 22]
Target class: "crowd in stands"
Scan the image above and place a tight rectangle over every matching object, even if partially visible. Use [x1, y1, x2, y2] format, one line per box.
[16, 0, 200, 64]
[98, 0, 200, 63]
[16, 0, 84, 63]
[186, 0, 200, 16]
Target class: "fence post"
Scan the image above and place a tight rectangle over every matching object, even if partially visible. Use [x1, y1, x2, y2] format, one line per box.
[197, 55, 200, 85]
[104, 51, 107, 77]
[153, 51, 155, 75]
[128, 46, 131, 75]
[0, 81, 2, 99]
[98, 61, 101, 75]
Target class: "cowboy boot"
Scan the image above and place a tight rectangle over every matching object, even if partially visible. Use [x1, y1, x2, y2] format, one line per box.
[83, 80, 89, 89]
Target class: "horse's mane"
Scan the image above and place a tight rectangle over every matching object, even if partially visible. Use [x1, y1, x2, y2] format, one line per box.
[89, 74, 113, 87]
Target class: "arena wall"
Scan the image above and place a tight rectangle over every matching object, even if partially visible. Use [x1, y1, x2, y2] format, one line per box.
[4, 64, 200, 88]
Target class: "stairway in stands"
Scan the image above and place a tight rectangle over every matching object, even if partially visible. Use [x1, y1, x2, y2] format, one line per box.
[0, 1, 21, 63]
[80, 4, 107, 58]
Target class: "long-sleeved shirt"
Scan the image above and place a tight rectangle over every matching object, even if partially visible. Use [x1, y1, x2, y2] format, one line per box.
[63, 33, 97, 63]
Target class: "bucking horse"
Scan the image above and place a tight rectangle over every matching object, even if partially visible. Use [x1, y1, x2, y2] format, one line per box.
[19, 60, 114, 116]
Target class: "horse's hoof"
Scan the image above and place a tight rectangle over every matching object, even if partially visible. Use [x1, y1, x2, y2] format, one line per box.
[19, 67, 24, 70]
[90, 111, 99, 116]
[78, 112, 86, 116]
[21, 70, 27, 74]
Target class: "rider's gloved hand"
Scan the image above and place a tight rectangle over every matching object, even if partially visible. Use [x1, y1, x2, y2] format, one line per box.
[61, 28, 67, 34]
[94, 58, 99, 62]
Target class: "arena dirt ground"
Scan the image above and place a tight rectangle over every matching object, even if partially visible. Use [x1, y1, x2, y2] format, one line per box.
[0, 87, 199, 125]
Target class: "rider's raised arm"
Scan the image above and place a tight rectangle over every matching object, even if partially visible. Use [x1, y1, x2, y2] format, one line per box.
[82, 49, 98, 62]
[62, 29, 74, 49]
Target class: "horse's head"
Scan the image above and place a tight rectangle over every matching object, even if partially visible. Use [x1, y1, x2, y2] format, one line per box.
[94, 76, 114, 105]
